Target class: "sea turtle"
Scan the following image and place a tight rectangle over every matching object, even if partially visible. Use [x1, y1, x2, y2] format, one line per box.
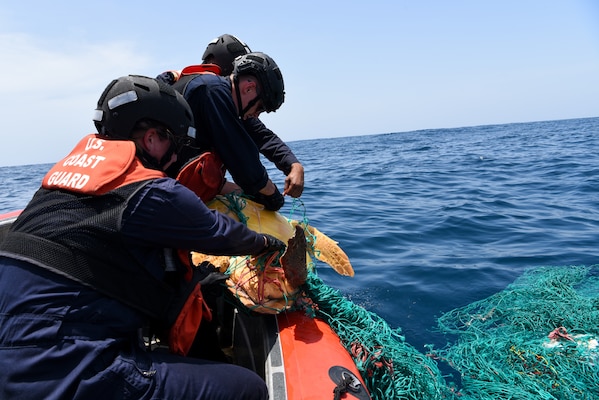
[191, 195, 354, 314]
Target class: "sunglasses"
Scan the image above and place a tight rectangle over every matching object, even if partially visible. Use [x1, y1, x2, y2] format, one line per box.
[160, 128, 195, 152]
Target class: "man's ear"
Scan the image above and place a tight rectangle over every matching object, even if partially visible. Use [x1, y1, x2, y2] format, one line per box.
[141, 128, 159, 150]
[242, 78, 257, 94]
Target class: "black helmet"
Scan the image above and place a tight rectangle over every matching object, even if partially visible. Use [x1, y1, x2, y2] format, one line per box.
[233, 52, 285, 113]
[93, 75, 195, 140]
[202, 34, 251, 76]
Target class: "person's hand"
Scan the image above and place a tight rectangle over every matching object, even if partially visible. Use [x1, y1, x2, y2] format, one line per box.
[261, 234, 286, 254]
[284, 163, 304, 198]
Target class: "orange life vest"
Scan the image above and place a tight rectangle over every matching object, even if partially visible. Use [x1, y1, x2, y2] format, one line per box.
[176, 152, 226, 204]
[43, 134, 165, 194]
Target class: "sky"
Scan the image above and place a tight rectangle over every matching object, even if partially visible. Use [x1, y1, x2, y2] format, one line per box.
[1, 1, 598, 167]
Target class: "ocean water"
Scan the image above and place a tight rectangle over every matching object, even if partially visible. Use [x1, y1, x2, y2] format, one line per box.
[1, 117, 598, 373]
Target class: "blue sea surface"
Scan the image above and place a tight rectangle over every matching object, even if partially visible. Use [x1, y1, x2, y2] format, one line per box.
[1, 117, 598, 373]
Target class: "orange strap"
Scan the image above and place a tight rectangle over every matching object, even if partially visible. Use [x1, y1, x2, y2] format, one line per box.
[161, 64, 221, 84]
[168, 281, 213, 356]
[180, 64, 221, 76]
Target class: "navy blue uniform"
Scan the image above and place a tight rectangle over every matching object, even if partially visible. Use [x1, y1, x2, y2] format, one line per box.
[172, 73, 298, 196]
[0, 179, 269, 400]
[244, 117, 300, 176]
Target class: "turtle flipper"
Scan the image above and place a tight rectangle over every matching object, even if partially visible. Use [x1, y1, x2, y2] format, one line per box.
[304, 224, 354, 277]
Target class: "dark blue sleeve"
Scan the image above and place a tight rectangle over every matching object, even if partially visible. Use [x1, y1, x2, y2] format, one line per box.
[121, 178, 264, 255]
[243, 118, 300, 176]
[187, 75, 269, 195]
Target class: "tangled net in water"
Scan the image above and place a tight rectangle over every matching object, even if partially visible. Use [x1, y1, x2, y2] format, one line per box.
[431, 265, 599, 400]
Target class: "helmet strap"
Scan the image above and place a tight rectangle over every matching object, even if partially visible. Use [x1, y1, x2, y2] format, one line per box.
[158, 141, 178, 169]
[233, 75, 244, 119]
[242, 96, 261, 118]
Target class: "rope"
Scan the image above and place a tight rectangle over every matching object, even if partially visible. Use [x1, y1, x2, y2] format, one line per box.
[217, 193, 249, 224]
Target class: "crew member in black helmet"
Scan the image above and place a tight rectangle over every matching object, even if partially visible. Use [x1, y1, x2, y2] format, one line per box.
[0, 75, 281, 400]
[158, 35, 303, 210]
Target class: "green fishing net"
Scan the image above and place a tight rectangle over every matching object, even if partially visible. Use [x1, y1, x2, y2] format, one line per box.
[432, 265, 599, 400]
[306, 264, 599, 400]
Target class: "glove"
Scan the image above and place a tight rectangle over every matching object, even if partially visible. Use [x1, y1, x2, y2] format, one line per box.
[253, 188, 285, 211]
[261, 234, 286, 254]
